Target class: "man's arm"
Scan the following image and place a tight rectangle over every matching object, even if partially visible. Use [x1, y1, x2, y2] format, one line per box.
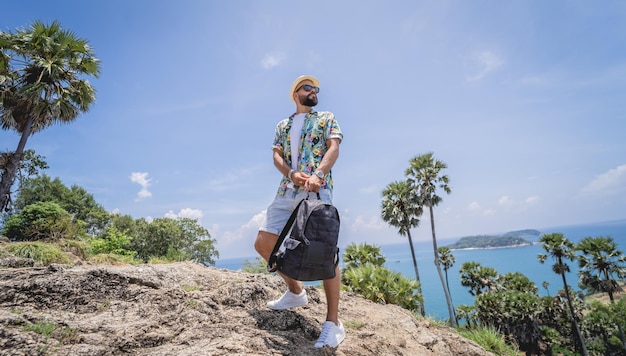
[304, 138, 340, 192]
[272, 148, 291, 178]
[314, 138, 340, 175]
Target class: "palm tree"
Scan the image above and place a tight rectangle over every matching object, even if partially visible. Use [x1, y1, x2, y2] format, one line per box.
[0, 20, 100, 212]
[405, 152, 455, 326]
[459, 261, 498, 297]
[538, 233, 589, 356]
[343, 242, 386, 270]
[542, 281, 550, 295]
[576, 236, 626, 349]
[381, 180, 425, 316]
[437, 246, 456, 321]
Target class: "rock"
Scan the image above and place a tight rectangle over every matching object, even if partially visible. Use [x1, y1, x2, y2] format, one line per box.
[0, 262, 493, 355]
[0, 256, 35, 268]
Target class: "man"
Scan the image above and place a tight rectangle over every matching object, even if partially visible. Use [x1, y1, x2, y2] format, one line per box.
[254, 75, 345, 349]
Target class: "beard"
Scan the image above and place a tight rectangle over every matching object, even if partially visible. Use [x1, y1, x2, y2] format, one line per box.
[299, 94, 318, 107]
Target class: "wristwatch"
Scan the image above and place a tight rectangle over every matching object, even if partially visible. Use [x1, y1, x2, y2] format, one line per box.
[314, 171, 324, 179]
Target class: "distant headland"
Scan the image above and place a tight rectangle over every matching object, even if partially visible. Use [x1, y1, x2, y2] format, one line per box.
[445, 229, 541, 250]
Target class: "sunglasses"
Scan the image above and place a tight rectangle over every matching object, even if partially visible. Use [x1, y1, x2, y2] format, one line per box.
[296, 84, 320, 94]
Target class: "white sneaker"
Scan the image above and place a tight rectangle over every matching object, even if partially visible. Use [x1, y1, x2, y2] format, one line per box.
[266, 290, 308, 310]
[314, 320, 346, 348]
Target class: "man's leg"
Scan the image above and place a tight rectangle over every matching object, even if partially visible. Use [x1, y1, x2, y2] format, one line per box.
[322, 266, 340, 324]
[254, 230, 303, 294]
[314, 265, 345, 348]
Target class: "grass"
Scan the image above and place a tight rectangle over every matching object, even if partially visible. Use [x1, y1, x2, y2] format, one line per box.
[3, 242, 71, 266]
[457, 326, 519, 356]
[23, 321, 58, 338]
[186, 299, 199, 308]
[343, 320, 367, 330]
[182, 285, 200, 292]
[89, 253, 137, 265]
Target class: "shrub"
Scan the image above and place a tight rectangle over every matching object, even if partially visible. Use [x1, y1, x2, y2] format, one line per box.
[2, 202, 79, 241]
[343, 263, 422, 313]
[88, 227, 136, 257]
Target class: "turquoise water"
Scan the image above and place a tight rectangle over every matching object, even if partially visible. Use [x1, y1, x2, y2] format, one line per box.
[215, 219, 626, 320]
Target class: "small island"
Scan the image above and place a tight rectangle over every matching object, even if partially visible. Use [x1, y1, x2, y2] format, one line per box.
[446, 229, 541, 250]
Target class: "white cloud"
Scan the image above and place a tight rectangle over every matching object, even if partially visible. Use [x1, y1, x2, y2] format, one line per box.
[525, 196, 540, 205]
[467, 50, 503, 81]
[582, 164, 626, 195]
[468, 201, 496, 216]
[214, 210, 266, 259]
[350, 214, 387, 232]
[483, 209, 496, 216]
[261, 53, 284, 69]
[360, 185, 379, 194]
[164, 208, 204, 222]
[468, 202, 481, 211]
[130, 172, 152, 201]
[498, 196, 514, 207]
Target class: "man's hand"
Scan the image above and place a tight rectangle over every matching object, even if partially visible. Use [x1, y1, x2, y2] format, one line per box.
[292, 172, 311, 187]
[304, 174, 323, 193]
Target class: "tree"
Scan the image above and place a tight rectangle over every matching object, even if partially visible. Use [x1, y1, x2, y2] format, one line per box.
[583, 300, 624, 355]
[542, 281, 550, 295]
[497, 272, 538, 294]
[343, 242, 386, 270]
[405, 152, 455, 326]
[459, 261, 498, 297]
[0, 20, 100, 212]
[13, 175, 109, 235]
[131, 217, 219, 264]
[381, 180, 425, 316]
[475, 290, 542, 354]
[456, 304, 476, 328]
[538, 233, 589, 356]
[2, 201, 78, 241]
[0, 149, 48, 198]
[576, 236, 626, 349]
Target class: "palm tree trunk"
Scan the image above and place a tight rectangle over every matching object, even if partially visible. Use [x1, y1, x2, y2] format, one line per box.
[429, 205, 456, 327]
[0, 116, 33, 211]
[559, 263, 589, 356]
[406, 230, 425, 317]
[443, 269, 456, 322]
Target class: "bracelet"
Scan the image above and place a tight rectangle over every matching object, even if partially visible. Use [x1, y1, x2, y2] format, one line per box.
[288, 169, 295, 180]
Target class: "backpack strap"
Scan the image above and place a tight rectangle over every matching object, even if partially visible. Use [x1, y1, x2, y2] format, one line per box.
[267, 198, 306, 272]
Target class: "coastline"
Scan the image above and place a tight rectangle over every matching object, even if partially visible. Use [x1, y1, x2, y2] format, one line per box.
[449, 242, 537, 251]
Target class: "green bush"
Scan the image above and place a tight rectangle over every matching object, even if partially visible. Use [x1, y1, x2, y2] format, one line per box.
[241, 256, 268, 274]
[88, 227, 135, 257]
[343, 263, 422, 313]
[2, 202, 79, 241]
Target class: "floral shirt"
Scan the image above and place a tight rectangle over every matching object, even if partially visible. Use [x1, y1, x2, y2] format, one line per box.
[272, 110, 343, 195]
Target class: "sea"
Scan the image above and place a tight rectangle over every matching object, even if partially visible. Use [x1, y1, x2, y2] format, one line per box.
[214, 219, 626, 321]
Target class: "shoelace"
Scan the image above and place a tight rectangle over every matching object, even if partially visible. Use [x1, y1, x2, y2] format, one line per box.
[317, 323, 332, 343]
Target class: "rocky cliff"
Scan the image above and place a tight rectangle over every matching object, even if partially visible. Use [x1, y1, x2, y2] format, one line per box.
[0, 261, 492, 355]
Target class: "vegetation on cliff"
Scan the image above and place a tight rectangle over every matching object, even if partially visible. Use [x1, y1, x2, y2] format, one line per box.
[446, 229, 541, 250]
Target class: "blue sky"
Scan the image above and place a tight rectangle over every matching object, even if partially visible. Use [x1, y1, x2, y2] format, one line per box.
[2, 1, 625, 259]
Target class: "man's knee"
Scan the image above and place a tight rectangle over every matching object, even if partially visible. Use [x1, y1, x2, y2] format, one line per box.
[254, 231, 277, 260]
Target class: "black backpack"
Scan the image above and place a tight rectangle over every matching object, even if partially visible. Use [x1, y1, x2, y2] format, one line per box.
[267, 194, 340, 281]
